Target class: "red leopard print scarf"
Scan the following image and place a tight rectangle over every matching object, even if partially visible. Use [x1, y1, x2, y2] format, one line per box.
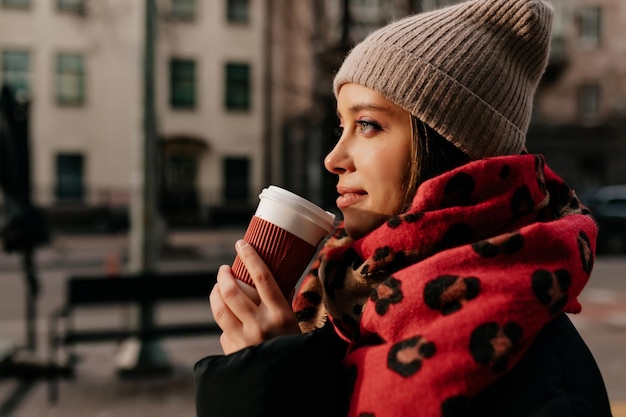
[293, 154, 596, 417]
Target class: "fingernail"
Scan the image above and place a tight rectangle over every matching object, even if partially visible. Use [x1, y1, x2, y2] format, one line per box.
[236, 239, 248, 249]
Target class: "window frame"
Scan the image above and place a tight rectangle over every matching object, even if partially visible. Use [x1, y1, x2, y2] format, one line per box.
[224, 62, 251, 111]
[1, 50, 30, 99]
[55, 152, 85, 202]
[57, 0, 85, 13]
[170, 0, 196, 21]
[169, 58, 197, 109]
[226, 0, 249, 24]
[578, 6, 602, 48]
[1, 0, 30, 9]
[56, 53, 86, 106]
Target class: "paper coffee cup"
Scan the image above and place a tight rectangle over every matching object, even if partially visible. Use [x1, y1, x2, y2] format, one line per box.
[231, 186, 336, 299]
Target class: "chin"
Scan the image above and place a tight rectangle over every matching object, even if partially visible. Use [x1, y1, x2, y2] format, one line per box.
[343, 213, 389, 240]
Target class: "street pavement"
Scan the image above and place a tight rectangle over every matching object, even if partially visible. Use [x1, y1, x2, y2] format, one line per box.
[0, 228, 243, 417]
[0, 228, 625, 417]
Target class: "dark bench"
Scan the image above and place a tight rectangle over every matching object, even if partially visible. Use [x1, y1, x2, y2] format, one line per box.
[47, 270, 220, 403]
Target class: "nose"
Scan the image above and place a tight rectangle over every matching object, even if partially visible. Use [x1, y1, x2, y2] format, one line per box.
[324, 134, 354, 175]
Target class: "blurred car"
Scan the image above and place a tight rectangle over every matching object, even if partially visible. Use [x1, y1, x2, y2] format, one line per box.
[583, 185, 626, 254]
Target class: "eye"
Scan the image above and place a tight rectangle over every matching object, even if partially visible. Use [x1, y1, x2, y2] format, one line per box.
[356, 120, 382, 135]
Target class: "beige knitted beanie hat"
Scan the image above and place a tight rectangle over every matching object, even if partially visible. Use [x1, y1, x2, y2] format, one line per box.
[333, 0, 554, 159]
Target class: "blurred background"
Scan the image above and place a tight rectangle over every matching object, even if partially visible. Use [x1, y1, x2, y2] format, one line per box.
[0, 0, 625, 416]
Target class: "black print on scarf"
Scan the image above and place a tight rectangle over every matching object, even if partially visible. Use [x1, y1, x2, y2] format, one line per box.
[500, 164, 510, 179]
[358, 414, 375, 417]
[294, 291, 322, 322]
[471, 232, 525, 257]
[436, 223, 474, 251]
[577, 231, 594, 274]
[362, 247, 409, 277]
[371, 277, 403, 316]
[441, 395, 469, 417]
[346, 247, 364, 271]
[469, 322, 523, 373]
[423, 275, 480, 315]
[556, 183, 590, 217]
[511, 186, 534, 218]
[387, 211, 424, 229]
[387, 216, 402, 228]
[323, 262, 346, 301]
[323, 248, 363, 300]
[387, 336, 436, 377]
[531, 269, 571, 315]
[404, 212, 424, 223]
[441, 172, 475, 208]
[373, 246, 391, 262]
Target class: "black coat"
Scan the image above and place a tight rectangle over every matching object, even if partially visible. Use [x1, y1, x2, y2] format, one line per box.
[194, 314, 612, 417]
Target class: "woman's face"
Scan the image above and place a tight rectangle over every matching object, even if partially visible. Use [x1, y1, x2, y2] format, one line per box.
[325, 83, 413, 240]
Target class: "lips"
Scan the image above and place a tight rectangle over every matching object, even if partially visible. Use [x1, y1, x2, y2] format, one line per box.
[336, 186, 367, 209]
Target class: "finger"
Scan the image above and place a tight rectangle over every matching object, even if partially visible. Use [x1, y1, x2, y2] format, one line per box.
[234, 240, 286, 306]
[209, 267, 243, 331]
[216, 261, 258, 320]
[209, 284, 239, 331]
[236, 280, 261, 305]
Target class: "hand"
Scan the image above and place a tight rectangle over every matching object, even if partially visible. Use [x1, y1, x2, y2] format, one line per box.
[209, 240, 301, 355]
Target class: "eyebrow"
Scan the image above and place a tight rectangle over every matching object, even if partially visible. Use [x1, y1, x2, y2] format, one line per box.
[336, 103, 391, 118]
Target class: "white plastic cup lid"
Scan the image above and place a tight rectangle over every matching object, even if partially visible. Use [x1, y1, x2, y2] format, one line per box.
[255, 185, 336, 246]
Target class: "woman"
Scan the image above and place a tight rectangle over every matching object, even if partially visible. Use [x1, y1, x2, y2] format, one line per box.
[195, 0, 613, 416]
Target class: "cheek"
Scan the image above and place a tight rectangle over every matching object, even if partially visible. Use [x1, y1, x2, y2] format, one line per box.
[377, 156, 412, 212]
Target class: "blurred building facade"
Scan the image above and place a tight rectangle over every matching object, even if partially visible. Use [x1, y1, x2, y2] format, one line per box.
[0, 0, 318, 229]
[1, 0, 625, 231]
[529, 0, 626, 194]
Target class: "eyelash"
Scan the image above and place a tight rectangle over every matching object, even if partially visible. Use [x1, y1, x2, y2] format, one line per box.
[357, 120, 382, 134]
[334, 120, 382, 138]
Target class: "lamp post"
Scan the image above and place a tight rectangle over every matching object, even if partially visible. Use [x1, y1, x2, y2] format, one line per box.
[115, 0, 170, 376]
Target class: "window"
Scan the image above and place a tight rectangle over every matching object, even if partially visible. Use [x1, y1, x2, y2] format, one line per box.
[56, 54, 85, 105]
[171, 0, 195, 20]
[227, 0, 249, 23]
[57, 0, 84, 13]
[2, 0, 30, 8]
[579, 7, 601, 48]
[578, 84, 600, 119]
[169, 59, 196, 109]
[225, 63, 250, 111]
[55, 153, 85, 201]
[223, 157, 249, 204]
[1, 50, 30, 98]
